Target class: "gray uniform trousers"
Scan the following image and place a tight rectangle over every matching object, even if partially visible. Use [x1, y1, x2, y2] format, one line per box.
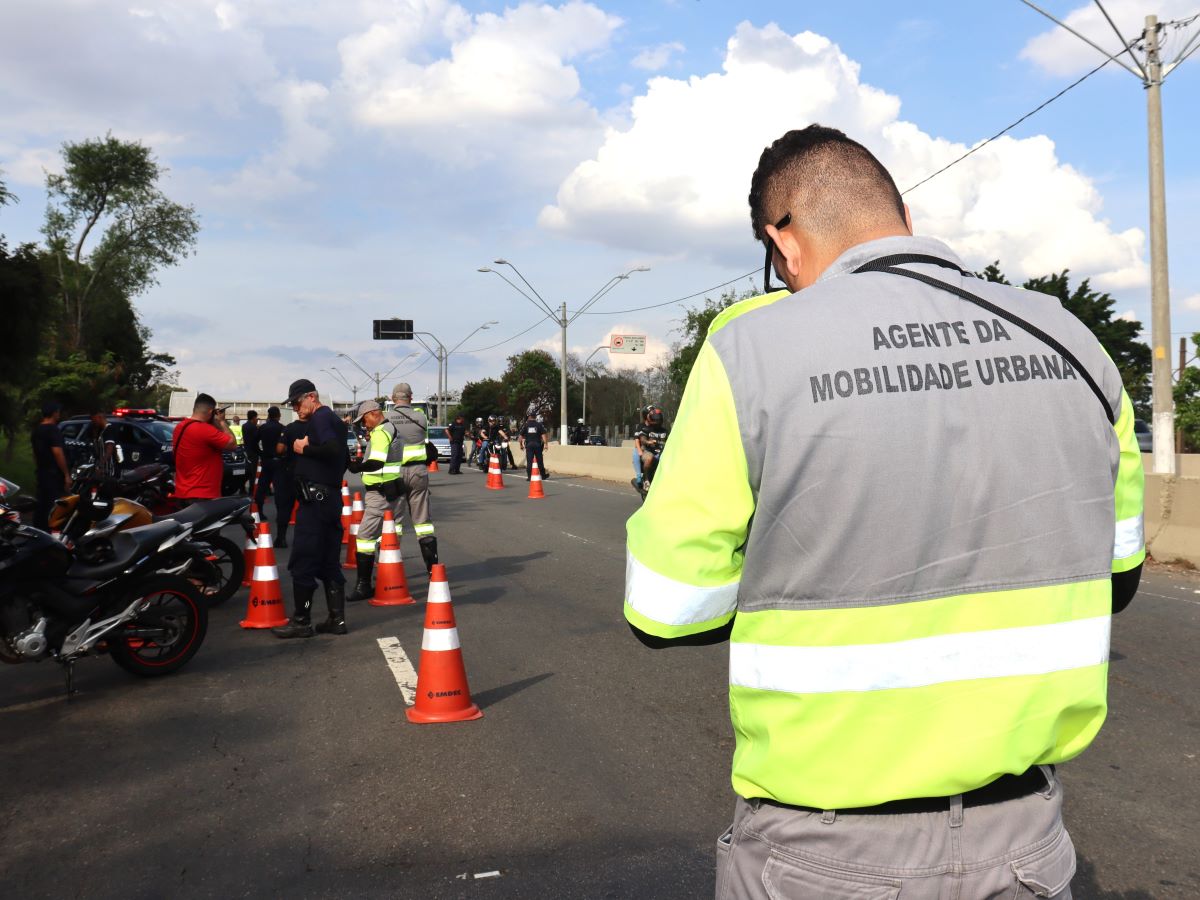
[356, 466, 433, 552]
[716, 767, 1074, 900]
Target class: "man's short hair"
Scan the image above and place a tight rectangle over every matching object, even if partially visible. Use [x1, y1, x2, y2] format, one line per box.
[246, 410, 258, 420]
[194, 393, 216, 414]
[748, 124, 905, 246]
[267, 406, 281, 419]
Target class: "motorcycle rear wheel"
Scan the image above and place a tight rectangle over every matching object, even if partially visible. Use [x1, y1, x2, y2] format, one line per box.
[192, 534, 244, 607]
[110, 576, 208, 677]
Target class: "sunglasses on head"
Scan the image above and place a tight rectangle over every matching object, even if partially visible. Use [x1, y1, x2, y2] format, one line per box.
[762, 211, 792, 294]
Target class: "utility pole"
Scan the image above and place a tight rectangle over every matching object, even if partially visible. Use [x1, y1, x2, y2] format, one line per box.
[1016, 3, 1199, 475]
[559, 302, 568, 444]
[1144, 15, 1174, 475]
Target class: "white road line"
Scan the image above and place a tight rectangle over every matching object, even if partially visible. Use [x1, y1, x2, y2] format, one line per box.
[1139, 590, 1200, 607]
[562, 531, 592, 544]
[561, 480, 634, 497]
[376, 637, 417, 705]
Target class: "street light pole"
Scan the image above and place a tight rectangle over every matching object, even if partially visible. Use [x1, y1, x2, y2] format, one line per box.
[581, 344, 608, 427]
[480, 262, 649, 443]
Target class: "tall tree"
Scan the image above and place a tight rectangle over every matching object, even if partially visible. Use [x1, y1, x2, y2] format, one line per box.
[1173, 333, 1200, 452]
[502, 349, 561, 419]
[668, 287, 759, 390]
[0, 240, 55, 458]
[43, 134, 199, 350]
[0, 170, 15, 208]
[457, 378, 507, 423]
[982, 263, 1151, 415]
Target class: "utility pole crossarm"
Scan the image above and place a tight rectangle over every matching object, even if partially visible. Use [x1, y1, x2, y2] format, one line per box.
[1091, 0, 1149, 78]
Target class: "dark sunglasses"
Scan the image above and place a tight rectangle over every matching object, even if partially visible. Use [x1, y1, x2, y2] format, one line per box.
[762, 212, 792, 294]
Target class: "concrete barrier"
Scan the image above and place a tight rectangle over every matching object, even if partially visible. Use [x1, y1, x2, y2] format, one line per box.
[1145, 474, 1200, 569]
[1141, 453, 1200, 478]
[542, 444, 634, 484]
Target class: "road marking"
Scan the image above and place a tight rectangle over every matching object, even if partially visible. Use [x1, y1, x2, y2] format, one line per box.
[562, 531, 592, 544]
[376, 637, 417, 705]
[561, 480, 634, 497]
[1139, 590, 1200, 607]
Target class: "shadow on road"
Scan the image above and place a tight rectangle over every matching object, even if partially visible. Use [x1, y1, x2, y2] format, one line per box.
[1073, 854, 1161, 899]
[473, 672, 553, 710]
[451, 552, 551, 581]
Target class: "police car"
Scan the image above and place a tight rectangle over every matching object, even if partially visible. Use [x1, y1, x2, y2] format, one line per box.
[60, 409, 249, 495]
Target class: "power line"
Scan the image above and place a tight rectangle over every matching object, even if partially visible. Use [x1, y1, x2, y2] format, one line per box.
[578, 269, 759, 315]
[901, 53, 1115, 196]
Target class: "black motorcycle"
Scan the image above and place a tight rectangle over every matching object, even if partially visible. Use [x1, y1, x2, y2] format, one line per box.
[56, 469, 251, 607]
[0, 478, 208, 692]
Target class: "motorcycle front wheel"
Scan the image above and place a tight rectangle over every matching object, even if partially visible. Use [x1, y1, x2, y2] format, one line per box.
[191, 534, 245, 607]
[110, 575, 208, 677]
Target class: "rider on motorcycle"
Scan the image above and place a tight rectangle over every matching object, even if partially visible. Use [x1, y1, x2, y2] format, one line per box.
[632, 404, 669, 494]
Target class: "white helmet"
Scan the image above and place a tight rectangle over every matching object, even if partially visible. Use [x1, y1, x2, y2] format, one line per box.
[577, 418, 584, 424]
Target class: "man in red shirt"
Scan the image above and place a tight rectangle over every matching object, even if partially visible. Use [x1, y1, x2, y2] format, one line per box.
[172, 393, 237, 501]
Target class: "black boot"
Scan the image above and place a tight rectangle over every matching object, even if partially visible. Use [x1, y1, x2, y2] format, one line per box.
[273, 583, 315, 639]
[347, 554, 375, 602]
[419, 536, 439, 576]
[315, 582, 347, 635]
[275, 527, 288, 549]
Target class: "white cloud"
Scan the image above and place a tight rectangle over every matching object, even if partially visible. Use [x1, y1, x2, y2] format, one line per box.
[540, 21, 1148, 288]
[336, 0, 622, 168]
[1020, 1, 1198, 76]
[632, 41, 684, 71]
[1183, 294, 1200, 312]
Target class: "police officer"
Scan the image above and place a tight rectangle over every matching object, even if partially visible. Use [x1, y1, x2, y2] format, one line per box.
[271, 408, 307, 548]
[519, 412, 548, 481]
[571, 418, 589, 446]
[273, 379, 349, 639]
[255, 406, 283, 522]
[344, 400, 402, 601]
[384, 383, 439, 575]
[447, 414, 467, 475]
[626, 125, 1145, 897]
[241, 410, 260, 494]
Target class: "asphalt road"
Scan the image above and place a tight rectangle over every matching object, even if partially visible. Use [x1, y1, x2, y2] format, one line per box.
[0, 466, 1197, 899]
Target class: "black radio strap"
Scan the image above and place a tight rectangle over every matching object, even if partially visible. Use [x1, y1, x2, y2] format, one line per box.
[852, 254, 1115, 424]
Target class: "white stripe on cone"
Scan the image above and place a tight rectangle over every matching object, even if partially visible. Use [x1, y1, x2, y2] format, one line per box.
[422, 628, 462, 651]
[253, 565, 279, 580]
[427, 581, 451, 604]
[378, 548, 402, 564]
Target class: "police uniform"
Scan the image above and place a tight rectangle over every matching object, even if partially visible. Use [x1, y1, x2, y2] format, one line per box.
[241, 414, 260, 494]
[255, 410, 286, 535]
[520, 416, 548, 480]
[447, 417, 466, 474]
[625, 238, 1145, 896]
[384, 393, 438, 574]
[274, 379, 349, 639]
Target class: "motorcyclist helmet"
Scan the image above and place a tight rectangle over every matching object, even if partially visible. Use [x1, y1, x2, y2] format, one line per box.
[577, 418, 584, 425]
[645, 404, 664, 427]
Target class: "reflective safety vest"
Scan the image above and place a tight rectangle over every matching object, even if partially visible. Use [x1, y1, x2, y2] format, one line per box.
[385, 407, 429, 466]
[625, 236, 1146, 810]
[362, 422, 405, 484]
[229, 424, 243, 446]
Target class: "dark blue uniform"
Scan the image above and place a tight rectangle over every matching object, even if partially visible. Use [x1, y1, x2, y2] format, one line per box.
[521, 419, 548, 480]
[255, 417, 284, 518]
[288, 405, 348, 590]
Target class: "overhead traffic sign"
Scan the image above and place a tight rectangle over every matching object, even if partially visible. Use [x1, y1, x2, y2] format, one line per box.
[373, 319, 414, 340]
[609, 334, 646, 354]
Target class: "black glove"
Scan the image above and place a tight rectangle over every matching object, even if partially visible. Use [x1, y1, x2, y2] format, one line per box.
[346, 458, 364, 474]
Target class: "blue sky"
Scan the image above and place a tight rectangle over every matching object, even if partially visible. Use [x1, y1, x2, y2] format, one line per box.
[1, 0, 1197, 404]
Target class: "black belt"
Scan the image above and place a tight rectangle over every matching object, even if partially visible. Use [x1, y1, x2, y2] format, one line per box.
[759, 767, 1049, 816]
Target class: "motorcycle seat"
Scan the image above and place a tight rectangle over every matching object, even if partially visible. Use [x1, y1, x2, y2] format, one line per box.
[66, 520, 185, 580]
[158, 497, 248, 529]
[118, 463, 170, 485]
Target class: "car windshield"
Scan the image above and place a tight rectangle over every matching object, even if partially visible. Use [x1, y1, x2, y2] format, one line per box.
[428, 426, 448, 439]
[143, 421, 177, 442]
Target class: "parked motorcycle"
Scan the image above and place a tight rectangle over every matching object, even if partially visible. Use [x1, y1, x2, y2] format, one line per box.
[70, 461, 174, 513]
[0, 477, 208, 693]
[51, 474, 250, 607]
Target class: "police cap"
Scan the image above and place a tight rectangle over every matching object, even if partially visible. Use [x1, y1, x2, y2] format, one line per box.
[284, 378, 317, 405]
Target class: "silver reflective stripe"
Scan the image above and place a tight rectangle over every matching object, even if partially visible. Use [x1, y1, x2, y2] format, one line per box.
[422, 628, 461, 651]
[730, 615, 1110, 695]
[626, 550, 739, 626]
[1113, 514, 1144, 560]
[376, 464, 403, 475]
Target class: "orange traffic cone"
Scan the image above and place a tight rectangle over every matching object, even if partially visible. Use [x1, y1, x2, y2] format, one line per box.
[288, 500, 298, 525]
[240, 522, 288, 628]
[240, 528, 256, 588]
[343, 492, 363, 569]
[369, 512, 414, 606]
[528, 458, 545, 499]
[406, 564, 481, 723]
[486, 453, 505, 490]
[427, 456, 439, 472]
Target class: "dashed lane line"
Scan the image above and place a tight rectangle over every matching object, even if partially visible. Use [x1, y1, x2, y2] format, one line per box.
[1138, 590, 1200, 607]
[376, 637, 417, 705]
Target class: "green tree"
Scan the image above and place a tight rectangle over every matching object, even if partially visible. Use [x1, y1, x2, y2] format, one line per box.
[667, 287, 759, 390]
[0, 240, 56, 459]
[43, 134, 199, 350]
[981, 263, 1151, 415]
[457, 378, 507, 423]
[1174, 333, 1200, 452]
[502, 349, 561, 419]
[0, 170, 15, 208]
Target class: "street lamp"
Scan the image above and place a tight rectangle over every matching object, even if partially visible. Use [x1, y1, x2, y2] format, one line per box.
[580, 344, 609, 428]
[321, 367, 361, 405]
[478, 262, 649, 442]
[335, 351, 420, 401]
